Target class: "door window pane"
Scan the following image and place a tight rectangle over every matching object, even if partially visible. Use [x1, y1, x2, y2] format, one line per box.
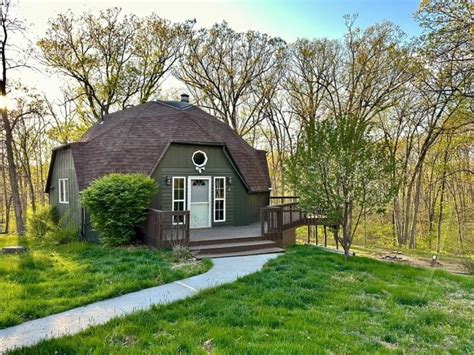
[191, 180, 209, 203]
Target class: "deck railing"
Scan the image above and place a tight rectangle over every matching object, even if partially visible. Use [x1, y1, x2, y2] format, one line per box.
[261, 200, 336, 243]
[143, 209, 190, 248]
[269, 196, 299, 205]
[261, 202, 306, 242]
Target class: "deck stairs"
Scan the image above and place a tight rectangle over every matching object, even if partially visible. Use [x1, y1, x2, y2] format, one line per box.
[189, 226, 284, 259]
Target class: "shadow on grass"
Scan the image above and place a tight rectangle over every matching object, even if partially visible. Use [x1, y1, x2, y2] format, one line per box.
[0, 239, 210, 329]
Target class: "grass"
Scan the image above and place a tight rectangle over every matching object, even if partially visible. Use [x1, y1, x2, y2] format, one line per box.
[0, 235, 211, 329]
[296, 227, 472, 266]
[13, 245, 474, 354]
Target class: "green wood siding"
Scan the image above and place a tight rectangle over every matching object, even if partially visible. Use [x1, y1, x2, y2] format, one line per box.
[151, 143, 269, 226]
[47, 149, 81, 230]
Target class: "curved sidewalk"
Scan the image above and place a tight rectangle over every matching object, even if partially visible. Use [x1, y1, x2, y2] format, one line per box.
[0, 253, 281, 353]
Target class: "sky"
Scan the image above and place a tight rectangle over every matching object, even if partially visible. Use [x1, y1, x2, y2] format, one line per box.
[12, 0, 423, 102]
[19, 0, 422, 41]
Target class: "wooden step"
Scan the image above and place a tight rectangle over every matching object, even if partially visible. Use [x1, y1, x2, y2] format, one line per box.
[189, 236, 263, 247]
[196, 247, 285, 259]
[189, 240, 277, 255]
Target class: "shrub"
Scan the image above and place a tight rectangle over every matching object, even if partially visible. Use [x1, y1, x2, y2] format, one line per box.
[47, 224, 79, 245]
[172, 244, 194, 261]
[27, 205, 59, 239]
[460, 256, 474, 275]
[81, 173, 157, 247]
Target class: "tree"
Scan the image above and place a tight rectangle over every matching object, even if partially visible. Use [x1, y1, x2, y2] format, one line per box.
[176, 22, 286, 137]
[0, 0, 30, 235]
[39, 8, 191, 123]
[416, 0, 473, 68]
[10, 87, 46, 212]
[287, 116, 396, 256]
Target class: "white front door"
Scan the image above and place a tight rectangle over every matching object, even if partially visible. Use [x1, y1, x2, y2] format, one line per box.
[188, 177, 211, 229]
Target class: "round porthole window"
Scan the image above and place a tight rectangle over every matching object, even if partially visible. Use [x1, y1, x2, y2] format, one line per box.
[192, 150, 208, 173]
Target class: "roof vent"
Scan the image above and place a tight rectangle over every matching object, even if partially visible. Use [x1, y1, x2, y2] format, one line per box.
[180, 93, 189, 103]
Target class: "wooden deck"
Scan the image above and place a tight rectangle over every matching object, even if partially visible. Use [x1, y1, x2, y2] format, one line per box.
[190, 223, 261, 242]
[142, 197, 340, 257]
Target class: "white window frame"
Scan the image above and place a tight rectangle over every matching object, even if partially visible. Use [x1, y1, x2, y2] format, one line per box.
[172, 176, 186, 225]
[213, 177, 226, 222]
[58, 178, 69, 204]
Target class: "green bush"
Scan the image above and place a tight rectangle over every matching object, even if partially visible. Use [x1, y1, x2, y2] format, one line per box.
[460, 256, 474, 275]
[81, 173, 157, 247]
[27, 205, 59, 239]
[47, 225, 79, 245]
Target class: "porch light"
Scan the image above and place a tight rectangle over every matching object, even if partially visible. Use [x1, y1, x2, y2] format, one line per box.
[226, 176, 232, 185]
[165, 176, 172, 185]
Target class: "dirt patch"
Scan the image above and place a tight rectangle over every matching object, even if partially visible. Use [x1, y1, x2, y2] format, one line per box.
[311, 244, 470, 275]
[172, 259, 201, 269]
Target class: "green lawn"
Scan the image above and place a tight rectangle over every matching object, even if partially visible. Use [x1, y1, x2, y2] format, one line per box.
[13, 246, 473, 354]
[0, 235, 211, 329]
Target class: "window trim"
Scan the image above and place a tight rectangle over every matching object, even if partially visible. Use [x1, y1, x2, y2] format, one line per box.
[172, 176, 186, 225]
[58, 178, 69, 204]
[213, 177, 226, 222]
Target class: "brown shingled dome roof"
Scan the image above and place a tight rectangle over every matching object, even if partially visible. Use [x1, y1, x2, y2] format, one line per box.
[57, 101, 271, 193]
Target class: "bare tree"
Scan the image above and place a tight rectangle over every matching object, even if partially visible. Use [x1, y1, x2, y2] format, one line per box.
[0, 0, 31, 235]
[39, 8, 191, 123]
[176, 22, 286, 137]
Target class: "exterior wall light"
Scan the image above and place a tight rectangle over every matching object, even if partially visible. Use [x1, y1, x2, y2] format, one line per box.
[165, 176, 172, 185]
[226, 176, 232, 185]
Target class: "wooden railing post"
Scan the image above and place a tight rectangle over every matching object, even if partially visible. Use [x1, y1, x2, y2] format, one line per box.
[185, 211, 190, 244]
[277, 206, 283, 242]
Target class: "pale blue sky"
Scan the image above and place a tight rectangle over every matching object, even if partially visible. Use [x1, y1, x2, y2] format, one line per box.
[20, 0, 422, 41]
[245, 0, 422, 40]
[16, 0, 422, 99]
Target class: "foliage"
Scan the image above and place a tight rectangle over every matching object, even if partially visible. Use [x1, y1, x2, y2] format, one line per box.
[0, 235, 211, 329]
[38, 8, 192, 123]
[26, 205, 79, 245]
[46, 225, 79, 245]
[14, 246, 474, 353]
[172, 244, 194, 261]
[416, 0, 472, 66]
[26, 205, 59, 240]
[175, 21, 286, 136]
[81, 174, 157, 247]
[287, 116, 396, 255]
[460, 256, 474, 275]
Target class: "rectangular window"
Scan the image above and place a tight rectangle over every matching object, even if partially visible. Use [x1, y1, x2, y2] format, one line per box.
[214, 177, 226, 222]
[172, 177, 186, 224]
[58, 178, 69, 204]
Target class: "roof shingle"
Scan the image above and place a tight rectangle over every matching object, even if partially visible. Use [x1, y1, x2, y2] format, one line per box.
[49, 101, 271, 193]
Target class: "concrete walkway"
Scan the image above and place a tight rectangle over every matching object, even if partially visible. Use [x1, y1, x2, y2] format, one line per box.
[0, 253, 281, 353]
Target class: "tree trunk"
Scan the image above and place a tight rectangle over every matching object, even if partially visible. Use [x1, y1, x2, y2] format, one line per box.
[409, 165, 423, 249]
[1, 109, 25, 235]
[436, 151, 448, 253]
[436, 177, 446, 253]
[324, 225, 327, 247]
[452, 191, 464, 253]
[4, 195, 11, 234]
[341, 201, 353, 257]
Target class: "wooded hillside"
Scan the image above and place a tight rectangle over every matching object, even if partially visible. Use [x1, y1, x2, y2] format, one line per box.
[0, 0, 472, 255]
